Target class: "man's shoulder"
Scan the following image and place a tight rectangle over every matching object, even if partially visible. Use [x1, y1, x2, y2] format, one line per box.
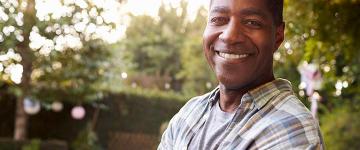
[274, 94, 313, 119]
[182, 90, 214, 110]
[250, 95, 323, 148]
[175, 89, 216, 119]
[260, 92, 314, 123]
[257, 93, 321, 139]
[250, 91, 318, 132]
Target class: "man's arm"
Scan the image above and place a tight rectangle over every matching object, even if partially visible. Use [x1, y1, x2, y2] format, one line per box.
[158, 113, 179, 150]
[157, 94, 209, 150]
[249, 113, 324, 150]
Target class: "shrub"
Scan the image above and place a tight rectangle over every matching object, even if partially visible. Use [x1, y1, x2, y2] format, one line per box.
[321, 104, 360, 150]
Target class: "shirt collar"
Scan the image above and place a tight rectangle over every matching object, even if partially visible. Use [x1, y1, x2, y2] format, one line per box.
[208, 86, 220, 104]
[248, 78, 293, 109]
[207, 78, 293, 109]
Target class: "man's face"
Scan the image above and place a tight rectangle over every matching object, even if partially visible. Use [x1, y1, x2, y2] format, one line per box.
[203, 0, 284, 90]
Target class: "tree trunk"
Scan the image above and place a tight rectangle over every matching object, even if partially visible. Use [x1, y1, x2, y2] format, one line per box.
[13, 0, 36, 140]
[14, 97, 28, 140]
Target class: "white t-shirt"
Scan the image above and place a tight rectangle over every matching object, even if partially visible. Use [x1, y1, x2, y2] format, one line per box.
[188, 100, 236, 150]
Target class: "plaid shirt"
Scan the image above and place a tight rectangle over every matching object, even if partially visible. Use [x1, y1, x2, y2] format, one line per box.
[158, 79, 324, 150]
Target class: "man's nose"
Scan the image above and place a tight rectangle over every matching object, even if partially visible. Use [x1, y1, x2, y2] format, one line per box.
[219, 21, 246, 44]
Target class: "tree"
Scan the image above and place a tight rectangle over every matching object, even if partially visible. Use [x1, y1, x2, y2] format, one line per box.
[177, 7, 217, 96]
[278, 0, 360, 108]
[121, 1, 187, 91]
[120, 1, 217, 95]
[0, 0, 123, 140]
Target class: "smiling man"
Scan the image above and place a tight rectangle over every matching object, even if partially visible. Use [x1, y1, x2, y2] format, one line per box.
[158, 0, 324, 149]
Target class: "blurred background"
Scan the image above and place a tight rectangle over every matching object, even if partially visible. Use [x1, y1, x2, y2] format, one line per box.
[0, 0, 359, 149]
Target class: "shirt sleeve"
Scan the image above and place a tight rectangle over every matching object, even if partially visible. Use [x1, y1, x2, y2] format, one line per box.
[249, 113, 324, 150]
[158, 112, 180, 150]
[157, 95, 208, 150]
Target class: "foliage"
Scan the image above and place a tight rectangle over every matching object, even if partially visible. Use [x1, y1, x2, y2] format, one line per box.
[115, 86, 188, 102]
[0, 0, 122, 103]
[121, 3, 186, 91]
[21, 139, 41, 150]
[0, 0, 123, 139]
[177, 7, 217, 96]
[119, 1, 217, 95]
[105, 89, 186, 135]
[276, 0, 360, 109]
[0, 90, 185, 148]
[321, 104, 360, 150]
[71, 123, 103, 150]
[30, 39, 112, 103]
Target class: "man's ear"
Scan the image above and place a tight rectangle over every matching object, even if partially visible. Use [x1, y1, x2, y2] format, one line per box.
[274, 22, 285, 53]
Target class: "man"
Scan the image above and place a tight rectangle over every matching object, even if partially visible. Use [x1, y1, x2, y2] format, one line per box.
[158, 0, 324, 149]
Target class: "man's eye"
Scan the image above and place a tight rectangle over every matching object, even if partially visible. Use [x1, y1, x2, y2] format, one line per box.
[244, 20, 262, 28]
[210, 17, 229, 25]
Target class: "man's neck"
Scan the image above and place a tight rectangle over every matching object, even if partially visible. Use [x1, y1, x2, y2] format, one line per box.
[218, 76, 275, 113]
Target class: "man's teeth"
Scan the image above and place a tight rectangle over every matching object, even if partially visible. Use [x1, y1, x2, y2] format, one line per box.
[218, 52, 249, 59]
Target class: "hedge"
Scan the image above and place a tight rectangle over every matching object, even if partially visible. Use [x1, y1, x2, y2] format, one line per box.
[0, 88, 189, 149]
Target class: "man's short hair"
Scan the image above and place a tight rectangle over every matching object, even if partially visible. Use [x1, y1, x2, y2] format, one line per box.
[209, 0, 284, 25]
[267, 0, 283, 25]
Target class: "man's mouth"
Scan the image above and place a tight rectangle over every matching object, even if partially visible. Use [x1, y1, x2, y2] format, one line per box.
[216, 51, 250, 60]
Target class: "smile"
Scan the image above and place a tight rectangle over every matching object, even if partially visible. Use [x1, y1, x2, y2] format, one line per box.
[216, 51, 250, 60]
